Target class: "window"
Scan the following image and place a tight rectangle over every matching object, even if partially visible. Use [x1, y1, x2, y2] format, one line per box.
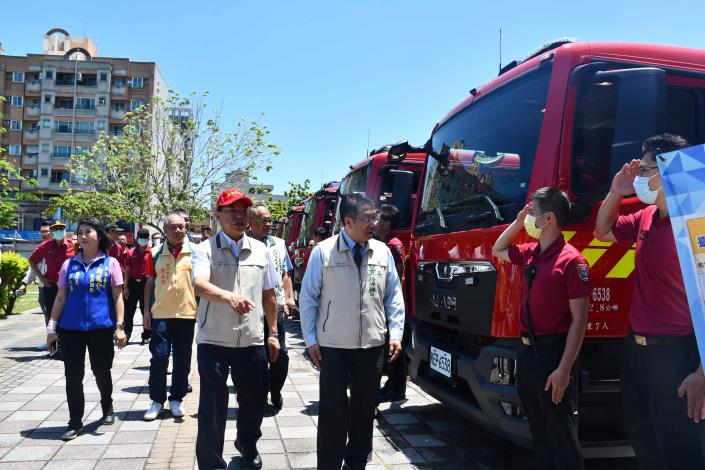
[25, 169, 37, 179]
[52, 145, 71, 158]
[75, 122, 94, 134]
[74, 146, 91, 156]
[75, 97, 95, 110]
[54, 121, 72, 133]
[50, 170, 69, 183]
[416, 66, 552, 235]
[98, 97, 106, 106]
[114, 102, 125, 112]
[97, 121, 105, 131]
[29, 122, 38, 131]
[40, 168, 48, 177]
[8, 145, 21, 156]
[130, 99, 143, 111]
[131, 77, 144, 88]
[55, 99, 73, 110]
[42, 119, 51, 128]
[113, 78, 127, 88]
[41, 143, 50, 153]
[30, 98, 40, 108]
[9, 120, 22, 131]
[45, 70, 53, 80]
[111, 125, 124, 136]
[10, 96, 23, 107]
[11, 72, 24, 83]
[99, 72, 108, 82]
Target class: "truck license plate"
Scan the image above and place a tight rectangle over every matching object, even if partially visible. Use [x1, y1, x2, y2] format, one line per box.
[430, 346, 452, 378]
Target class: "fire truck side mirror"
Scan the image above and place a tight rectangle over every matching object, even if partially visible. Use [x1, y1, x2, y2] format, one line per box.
[388, 141, 411, 163]
[389, 169, 414, 227]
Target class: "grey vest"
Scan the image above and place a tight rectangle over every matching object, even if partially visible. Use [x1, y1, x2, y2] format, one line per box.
[196, 232, 268, 348]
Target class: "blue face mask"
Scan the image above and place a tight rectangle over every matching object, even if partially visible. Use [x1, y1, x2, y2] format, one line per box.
[137, 238, 149, 246]
[52, 229, 66, 241]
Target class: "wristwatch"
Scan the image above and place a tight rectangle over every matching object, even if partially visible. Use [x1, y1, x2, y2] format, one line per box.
[115, 322, 125, 330]
[266, 331, 278, 339]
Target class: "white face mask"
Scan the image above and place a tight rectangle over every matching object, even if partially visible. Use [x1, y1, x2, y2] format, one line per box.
[52, 229, 66, 241]
[633, 175, 662, 205]
[137, 238, 150, 246]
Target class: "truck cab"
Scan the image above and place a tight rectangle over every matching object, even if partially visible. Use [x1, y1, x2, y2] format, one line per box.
[408, 40, 705, 455]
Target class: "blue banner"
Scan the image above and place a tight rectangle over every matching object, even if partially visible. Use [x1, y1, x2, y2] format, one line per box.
[658, 145, 705, 364]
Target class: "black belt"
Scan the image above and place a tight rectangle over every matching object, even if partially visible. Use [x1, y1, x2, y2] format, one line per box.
[629, 331, 695, 347]
[520, 333, 566, 346]
[130, 277, 147, 283]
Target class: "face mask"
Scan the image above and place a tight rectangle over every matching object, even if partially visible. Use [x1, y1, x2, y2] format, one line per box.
[53, 229, 66, 241]
[524, 214, 547, 239]
[633, 175, 661, 205]
[137, 238, 150, 246]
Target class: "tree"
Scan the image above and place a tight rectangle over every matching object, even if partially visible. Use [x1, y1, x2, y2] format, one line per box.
[268, 179, 312, 220]
[0, 252, 30, 316]
[0, 97, 28, 228]
[45, 91, 281, 226]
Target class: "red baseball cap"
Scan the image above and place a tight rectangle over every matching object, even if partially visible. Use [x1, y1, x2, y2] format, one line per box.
[216, 188, 253, 209]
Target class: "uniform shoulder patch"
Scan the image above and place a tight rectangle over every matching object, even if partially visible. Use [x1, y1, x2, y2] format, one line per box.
[576, 262, 589, 282]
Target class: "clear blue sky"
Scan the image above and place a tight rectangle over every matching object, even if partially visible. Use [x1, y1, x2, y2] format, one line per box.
[4, 0, 705, 194]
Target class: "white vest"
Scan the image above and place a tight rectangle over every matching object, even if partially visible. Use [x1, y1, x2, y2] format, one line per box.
[264, 235, 288, 308]
[196, 233, 268, 348]
[315, 233, 390, 349]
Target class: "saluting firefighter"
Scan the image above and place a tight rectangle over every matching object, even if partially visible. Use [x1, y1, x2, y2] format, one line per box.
[595, 133, 705, 469]
[493, 187, 590, 470]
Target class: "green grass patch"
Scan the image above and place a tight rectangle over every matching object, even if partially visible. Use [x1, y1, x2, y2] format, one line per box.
[13, 283, 40, 314]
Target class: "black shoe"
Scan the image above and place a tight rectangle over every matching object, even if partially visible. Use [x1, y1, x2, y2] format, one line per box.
[187, 384, 193, 393]
[377, 388, 406, 404]
[235, 439, 262, 469]
[61, 426, 82, 441]
[271, 395, 283, 411]
[102, 408, 115, 425]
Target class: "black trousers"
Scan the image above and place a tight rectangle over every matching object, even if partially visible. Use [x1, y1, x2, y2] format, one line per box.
[58, 328, 114, 429]
[621, 335, 705, 469]
[264, 308, 289, 403]
[382, 317, 411, 396]
[318, 345, 384, 470]
[516, 340, 583, 470]
[124, 277, 150, 342]
[196, 343, 269, 470]
[44, 283, 58, 318]
[38, 286, 48, 324]
[149, 318, 195, 403]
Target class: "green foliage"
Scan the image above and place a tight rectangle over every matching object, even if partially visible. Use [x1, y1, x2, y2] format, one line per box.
[0, 252, 29, 316]
[268, 179, 311, 219]
[45, 91, 281, 225]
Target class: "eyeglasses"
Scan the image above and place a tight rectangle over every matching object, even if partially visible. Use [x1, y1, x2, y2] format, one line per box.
[353, 216, 377, 225]
[254, 218, 273, 224]
[636, 166, 659, 177]
[221, 207, 248, 216]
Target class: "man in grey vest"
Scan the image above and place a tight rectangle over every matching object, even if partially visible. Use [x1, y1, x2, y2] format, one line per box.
[193, 188, 281, 470]
[248, 202, 296, 413]
[300, 193, 405, 470]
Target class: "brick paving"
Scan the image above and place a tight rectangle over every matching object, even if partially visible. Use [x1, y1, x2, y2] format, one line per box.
[0, 308, 635, 469]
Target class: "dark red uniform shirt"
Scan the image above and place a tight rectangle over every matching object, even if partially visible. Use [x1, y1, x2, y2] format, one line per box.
[508, 236, 591, 336]
[28, 238, 76, 282]
[612, 205, 691, 336]
[384, 235, 406, 268]
[108, 242, 127, 272]
[126, 246, 151, 279]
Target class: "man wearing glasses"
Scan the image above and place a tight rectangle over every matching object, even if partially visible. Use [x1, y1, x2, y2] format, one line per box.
[595, 133, 705, 468]
[248, 202, 296, 413]
[299, 193, 405, 470]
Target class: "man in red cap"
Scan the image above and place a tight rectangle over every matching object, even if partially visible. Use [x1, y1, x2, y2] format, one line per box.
[193, 188, 280, 470]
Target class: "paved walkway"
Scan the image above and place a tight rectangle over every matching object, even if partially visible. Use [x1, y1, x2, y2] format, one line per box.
[0, 309, 634, 469]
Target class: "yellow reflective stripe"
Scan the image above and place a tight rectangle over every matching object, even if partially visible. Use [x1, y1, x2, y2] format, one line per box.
[589, 238, 613, 247]
[581, 248, 608, 267]
[606, 250, 636, 278]
[562, 231, 577, 243]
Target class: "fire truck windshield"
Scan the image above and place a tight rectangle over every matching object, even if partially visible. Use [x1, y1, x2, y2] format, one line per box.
[416, 66, 551, 235]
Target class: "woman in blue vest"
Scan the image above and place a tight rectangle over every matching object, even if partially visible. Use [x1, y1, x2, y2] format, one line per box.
[46, 217, 127, 441]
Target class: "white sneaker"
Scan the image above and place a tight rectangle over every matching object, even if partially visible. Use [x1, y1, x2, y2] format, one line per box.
[169, 400, 185, 418]
[143, 402, 163, 421]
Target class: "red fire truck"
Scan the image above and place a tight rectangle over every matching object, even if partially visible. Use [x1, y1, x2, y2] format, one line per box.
[403, 39, 705, 455]
[293, 181, 341, 292]
[282, 204, 305, 261]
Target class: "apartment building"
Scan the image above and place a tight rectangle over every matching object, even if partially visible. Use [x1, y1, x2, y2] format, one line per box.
[0, 28, 167, 230]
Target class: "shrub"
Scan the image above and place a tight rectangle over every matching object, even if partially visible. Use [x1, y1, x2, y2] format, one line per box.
[0, 251, 29, 316]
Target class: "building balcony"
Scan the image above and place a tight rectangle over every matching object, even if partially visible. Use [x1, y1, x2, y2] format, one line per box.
[26, 106, 40, 117]
[53, 107, 74, 117]
[22, 154, 38, 165]
[75, 108, 97, 116]
[110, 109, 125, 119]
[113, 69, 127, 76]
[53, 83, 75, 93]
[111, 85, 127, 96]
[23, 130, 39, 140]
[74, 132, 96, 141]
[25, 81, 41, 93]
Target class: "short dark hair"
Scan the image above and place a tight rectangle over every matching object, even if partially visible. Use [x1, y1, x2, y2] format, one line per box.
[39, 221, 50, 228]
[339, 193, 374, 221]
[137, 228, 150, 238]
[314, 227, 327, 238]
[201, 226, 212, 234]
[172, 207, 188, 215]
[378, 204, 400, 229]
[77, 217, 111, 253]
[530, 187, 571, 228]
[642, 133, 689, 156]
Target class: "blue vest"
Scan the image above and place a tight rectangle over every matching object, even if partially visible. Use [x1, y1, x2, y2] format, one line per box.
[59, 255, 116, 331]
